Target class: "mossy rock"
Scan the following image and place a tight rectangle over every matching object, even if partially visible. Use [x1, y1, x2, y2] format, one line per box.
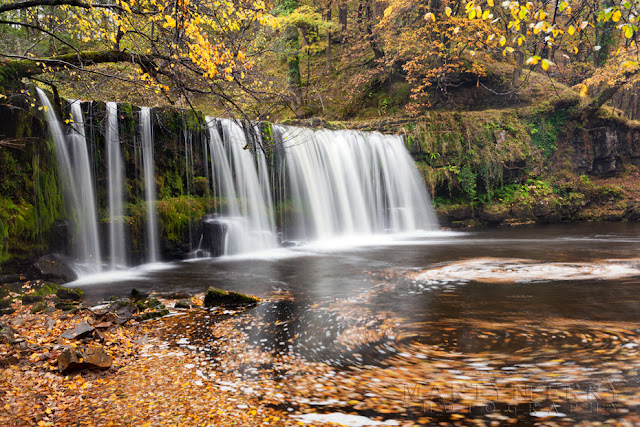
[138, 309, 170, 321]
[56, 287, 84, 301]
[478, 204, 511, 224]
[203, 287, 259, 307]
[30, 301, 48, 314]
[0, 298, 13, 309]
[54, 301, 78, 311]
[34, 282, 62, 297]
[21, 294, 43, 305]
[136, 296, 164, 311]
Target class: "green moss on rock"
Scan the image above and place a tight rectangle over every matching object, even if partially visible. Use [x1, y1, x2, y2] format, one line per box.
[203, 287, 260, 307]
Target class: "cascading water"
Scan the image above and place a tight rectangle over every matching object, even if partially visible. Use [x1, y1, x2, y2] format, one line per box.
[273, 125, 438, 241]
[204, 118, 277, 254]
[140, 107, 160, 263]
[68, 101, 102, 271]
[106, 102, 126, 267]
[36, 88, 103, 272]
[38, 91, 437, 267]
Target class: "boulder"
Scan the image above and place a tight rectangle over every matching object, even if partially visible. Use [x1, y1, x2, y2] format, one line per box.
[22, 294, 43, 305]
[61, 323, 95, 340]
[0, 323, 15, 344]
[174, 299, 194, 309]
[58, 345, 112, 371]
[203, 287, 259, 308]
[56, 287, 84, 301]
[0, 274, 20, 284]
[33, 255, 77, 283]
[109, 299, 139, 325]
[478, 204, 510, 225]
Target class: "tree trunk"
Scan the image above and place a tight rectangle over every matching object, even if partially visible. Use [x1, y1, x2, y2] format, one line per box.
[326, 8, 332, 73]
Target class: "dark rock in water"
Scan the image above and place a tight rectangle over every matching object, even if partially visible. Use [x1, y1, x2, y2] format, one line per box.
[478, 204, 510, 225]
[56, 287, 84, 301]
[61, 322, 95, 340]
[58, 345, 112, 371]
[0, 274, 20, 284]
[51, 220, 71, 255]
[281, 241, 301, 248]
[157, 291, 191, 300]
[21, 294, 43, 305]
[130, 288, 150, 300]
[174, 299, 194, 309]
[203, 287, 259, 308]
[34, 255, 78, 283]
[201, 216, 228, 257]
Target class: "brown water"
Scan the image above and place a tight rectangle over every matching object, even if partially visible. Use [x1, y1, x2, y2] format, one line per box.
[74, 222, 640, 424]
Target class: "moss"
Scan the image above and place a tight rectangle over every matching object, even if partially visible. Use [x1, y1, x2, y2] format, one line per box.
[203, 287, 259, 307]
[30, 301, 48, 314]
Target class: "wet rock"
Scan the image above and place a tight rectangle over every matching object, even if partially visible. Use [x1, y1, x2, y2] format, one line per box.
[21, 294, 43, 305]
[0, 274, 20, 284]
[137, 309, 170, 321]
[157, 291, 191, 300]
[54, 301, 79, 311]
[174, 299, 194, 309]
[478, 204, 510, 225]
[33, 255, 77, 283]
[135, 296, 163, 311]
[130, 288, 150, 300]
[201, 217, 228, 257]
[56, 287, 83, 301]
[94, 322, 113, 329]
[203, 287, 259, 308]
[436, 204, 473, 225]
[30, 302, 48, 314]
[61, 323, 95, 340]
[109, 299, 139, 325]
[58, 345, 112, 371]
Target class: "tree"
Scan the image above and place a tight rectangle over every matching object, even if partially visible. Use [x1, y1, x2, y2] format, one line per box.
[0, 0, 279, 116]
[384, 0, 640, 113]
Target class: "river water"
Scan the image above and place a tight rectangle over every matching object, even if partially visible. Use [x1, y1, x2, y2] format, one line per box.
[73, 222, 640, 424]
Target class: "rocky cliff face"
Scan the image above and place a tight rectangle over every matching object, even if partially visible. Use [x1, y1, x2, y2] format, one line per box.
[558, 118, 640, 176]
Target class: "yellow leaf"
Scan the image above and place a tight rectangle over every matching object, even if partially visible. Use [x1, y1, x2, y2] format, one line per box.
[541, 58, 554, 71]
[482, 10, 490, 19]
[568, 25, 575, 35]
[424, 12, 436, 22]
[383, 6, 393, 17]
[499, 36, 506, 46]
[445, 7, 452, 17]
[469, 9, 476, 19]
[624, 25, 634, 39]
[612, 10, 622, 23]
[525, 56, 540, 65]
[621, 60, 638, 69]
[487, 0, 494, 6]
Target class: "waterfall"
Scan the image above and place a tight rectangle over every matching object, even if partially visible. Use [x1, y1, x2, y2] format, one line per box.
[35, 89, 102, 272]
[37, 92, 437, 266]
[140, 107, 160, 263]
[203, 118, 277, 254]
[68, 102, 102, 271]
[273, 126, 438, 241]
[106, 102, 126, 267]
